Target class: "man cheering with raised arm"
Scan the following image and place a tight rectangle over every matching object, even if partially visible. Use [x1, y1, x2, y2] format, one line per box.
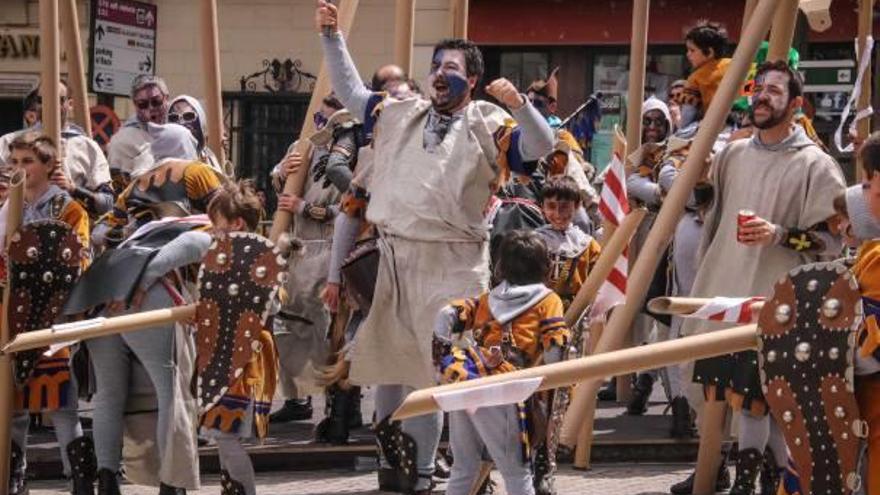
[313, 2, 555, 493]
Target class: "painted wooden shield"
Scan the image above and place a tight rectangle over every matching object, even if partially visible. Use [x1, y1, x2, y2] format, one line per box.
[195, 232, 286, 410]
[7, 220, 84, 385]
[758, 261, 865, 495]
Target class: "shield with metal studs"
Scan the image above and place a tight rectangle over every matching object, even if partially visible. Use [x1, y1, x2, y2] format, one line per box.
[7, 220, 84, 385]
[195, 232, 287, 411]
[758, 261, 865, 495]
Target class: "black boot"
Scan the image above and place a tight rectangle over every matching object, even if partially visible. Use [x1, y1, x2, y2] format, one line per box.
[66, 437, 97, 495]
[669, 396, 695, 438]
[158, 483, 186, 495]
[533, 444, 556, 495]
[597, 378, 617, 401]
[220, 470, 246, 495]
[433, 451, 451, 480]
[729, 448, 763, 495]
[10, 441, 27, 495]
[269, 397, 312, 423]
[669, 457, 731, 494]
[378, 467, 401, 492]
[346, 387, 364, 429]
[96, 469, 121, 495]
[759, 448, 782, 495]
[376, 416, 402, 492]
[626, 373, 655, 415]
[315, 386, 352, 445]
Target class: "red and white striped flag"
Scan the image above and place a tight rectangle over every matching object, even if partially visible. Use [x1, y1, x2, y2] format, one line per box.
[684, 296, 766, 324]
[590, 150, 630, 321]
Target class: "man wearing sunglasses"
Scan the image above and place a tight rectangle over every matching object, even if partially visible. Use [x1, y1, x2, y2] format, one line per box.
[168, 95, 232, 177]
[128, 74, 171, 127]
[0, 80, 113, 217]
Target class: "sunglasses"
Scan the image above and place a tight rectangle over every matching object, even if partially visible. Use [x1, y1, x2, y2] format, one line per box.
[134, 97, 165, 110]
[642, 117, 667, 127]
[168, 111, 198, 124]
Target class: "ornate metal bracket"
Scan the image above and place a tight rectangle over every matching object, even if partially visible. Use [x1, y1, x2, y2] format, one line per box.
[238, 59, 317, 93]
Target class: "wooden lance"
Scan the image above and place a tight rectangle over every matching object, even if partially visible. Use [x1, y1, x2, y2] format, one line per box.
[624, 0, 650, 155]
[200, 0, 228, 172]
[60, 0, 92, 137]
[0, 172, 26, 494]
[767, 0, 800, 62]
[394, 0, 416, 76]
[268, 0, 360, 243]
[559, 0, 779, 478]
[647, 297, 765, 317]
[40, 0, 62, 149]
[741, 0, 758, 33]
[451, 0, 468, 38]
[1, 305, 197, 355]
[392, 324, 758, 421]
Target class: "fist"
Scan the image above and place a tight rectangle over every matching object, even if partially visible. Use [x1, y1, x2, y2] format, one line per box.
[485, 78, 525, 110]
[279, 151, 305, 178]
[315, 0, 339, 33]
[277, 193, 304, 214]
[50, 168, 74, 192]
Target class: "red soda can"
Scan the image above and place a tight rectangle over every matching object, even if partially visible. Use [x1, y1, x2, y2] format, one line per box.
[737, 209, 756, 243]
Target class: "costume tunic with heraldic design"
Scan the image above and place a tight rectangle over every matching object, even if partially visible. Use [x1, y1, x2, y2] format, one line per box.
[433, 283, 570, 493]
[534, 224, 601, 309]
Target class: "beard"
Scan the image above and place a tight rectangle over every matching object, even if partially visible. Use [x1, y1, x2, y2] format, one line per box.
[430, 72, 470, 113]
[750, 101, 788, 129]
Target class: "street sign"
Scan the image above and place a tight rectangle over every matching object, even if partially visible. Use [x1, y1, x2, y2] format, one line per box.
[88, 0, 157, 96]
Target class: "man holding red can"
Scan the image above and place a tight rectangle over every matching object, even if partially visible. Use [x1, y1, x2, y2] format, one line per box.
[680, 60, 846, 494]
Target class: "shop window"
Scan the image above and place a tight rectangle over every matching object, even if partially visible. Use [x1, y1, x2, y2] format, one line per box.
[499, 51, 550, 90]
[592, 53, 686, 101]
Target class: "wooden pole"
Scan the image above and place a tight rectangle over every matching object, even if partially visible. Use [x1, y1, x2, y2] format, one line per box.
[268, 0, 359, 243]
[199, 0, 227, 168]
[562, 0, 779, 473]
[767, 0, 800, 62]
[564, 209, 647, 327]
[624, 0, 650, 154]
[394, 0, 416, 76]
[60, 0, 91, 137]
[741, 0, 758, 34]
[647, 297, 765, 316]
[0, 171, 26, 495]
[2, 305, 196, 355]
[857, 0, 875, 151]
[692, 400, 729, 495]
[451, 0, 468, 38]
[40, 0, 62, 148]
[392, 324, 757, 421]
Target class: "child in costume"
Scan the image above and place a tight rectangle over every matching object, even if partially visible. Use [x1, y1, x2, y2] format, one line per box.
[4, 132, 93, 495]
[534, 176, 601, 309]
[434, 230, 570, 495]
[199, 181, 280, 495]
[677, 21, 731, 128]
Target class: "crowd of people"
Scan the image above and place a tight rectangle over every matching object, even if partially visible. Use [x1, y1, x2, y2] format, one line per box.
[1, 2, 879, 495]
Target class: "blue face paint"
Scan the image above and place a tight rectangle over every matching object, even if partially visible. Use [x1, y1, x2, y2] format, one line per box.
[445, 71, 469, 100]
[429, 49, 471, 112]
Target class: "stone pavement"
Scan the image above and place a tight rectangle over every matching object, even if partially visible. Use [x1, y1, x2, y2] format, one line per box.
[29, 464, 701, 494]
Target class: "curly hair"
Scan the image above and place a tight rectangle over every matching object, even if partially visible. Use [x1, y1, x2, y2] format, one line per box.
[207, 179, 264, 231]
[432, 38, 485, 82]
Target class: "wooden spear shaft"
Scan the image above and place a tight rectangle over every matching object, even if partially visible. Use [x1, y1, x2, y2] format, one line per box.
[200, 0, 227, 168]
[624, 0, 650, 154]
[741, 0, 758, 33]
[0, 172, 26, 495]
[451, 0, 468, 38]
[60, 0, 91, 137]
[40, 0, 62, 148]
[268, 0, 360, 243]
[1, 305, 197, 355]
[857, 0, 875, 147]
[563, 0, 779, 474]
[647, 296, 764, 316]
[392, 324, 757, 421]
[767, 0, 800, 62]
[394, 0, 416, 76]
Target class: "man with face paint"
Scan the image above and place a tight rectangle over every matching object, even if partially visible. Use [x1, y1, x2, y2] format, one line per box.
[679, 61, 846, 495]
[128, 75, 171, 127]
[316, 2, 554, 493]
[168, 95, 233, 178]
[0, 80, 114, 217]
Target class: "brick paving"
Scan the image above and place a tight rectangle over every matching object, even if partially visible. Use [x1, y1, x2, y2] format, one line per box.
[29, 464, 703, 494]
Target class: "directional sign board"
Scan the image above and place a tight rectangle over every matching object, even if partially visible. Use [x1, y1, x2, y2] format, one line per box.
[89, 0, 157, 96]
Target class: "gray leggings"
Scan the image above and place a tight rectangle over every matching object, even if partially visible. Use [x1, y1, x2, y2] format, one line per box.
[738, 410, 788, 467]
[374, 384, 443, 490]
[12, 409, 83, 477]
[86, 311, 175, 473]
[215, 434, 256, 495]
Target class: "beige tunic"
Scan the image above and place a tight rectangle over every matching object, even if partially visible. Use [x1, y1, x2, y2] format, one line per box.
[349, 98, 511, 388]
[681, 129, 846, 337]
